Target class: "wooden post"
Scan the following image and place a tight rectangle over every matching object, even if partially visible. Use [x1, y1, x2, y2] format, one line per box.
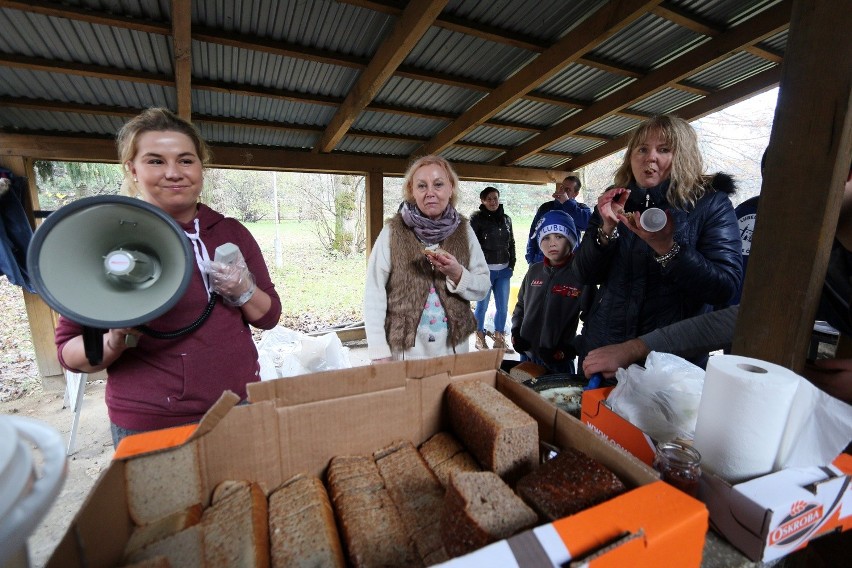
[365, 169, 385, 261]
[731, 0, 852, 370]
[0, 155, 63, 387]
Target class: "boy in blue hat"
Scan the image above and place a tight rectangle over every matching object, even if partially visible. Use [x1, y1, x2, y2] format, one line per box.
[511, 210, 587, 374]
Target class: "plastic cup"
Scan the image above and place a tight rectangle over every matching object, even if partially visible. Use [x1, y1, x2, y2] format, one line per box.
[640, 207, 667, 232]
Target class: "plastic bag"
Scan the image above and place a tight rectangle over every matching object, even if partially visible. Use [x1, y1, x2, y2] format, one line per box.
[606, 351, 705, 442]
[256, 326, 352, 380]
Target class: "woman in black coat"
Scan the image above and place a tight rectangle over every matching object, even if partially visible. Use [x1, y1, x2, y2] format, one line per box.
[574, 114, 743, 371]
[470, 187, 516, 350]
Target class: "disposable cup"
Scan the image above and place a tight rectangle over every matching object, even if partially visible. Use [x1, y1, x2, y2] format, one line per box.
[640, 207, 667, 232]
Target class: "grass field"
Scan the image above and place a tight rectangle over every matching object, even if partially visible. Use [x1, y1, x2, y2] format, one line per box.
[245, 215, 537, 330]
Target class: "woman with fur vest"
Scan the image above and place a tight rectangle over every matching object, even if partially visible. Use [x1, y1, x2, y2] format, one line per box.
[364, 155, 490, 362]
[574, 114, 743, 371]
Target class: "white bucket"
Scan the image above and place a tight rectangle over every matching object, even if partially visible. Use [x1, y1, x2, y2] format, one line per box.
[0, 416, 67, 568]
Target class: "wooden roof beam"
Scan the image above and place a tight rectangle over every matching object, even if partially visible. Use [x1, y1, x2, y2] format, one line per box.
[416, 0, 662, 157]
[315, 0, 447, 153]
[498, 0, 792, 165]
[565, 65, 782, 169]
[172, 0, 192, 120]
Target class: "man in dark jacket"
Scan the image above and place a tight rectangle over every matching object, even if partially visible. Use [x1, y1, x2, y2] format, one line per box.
[470, 187, 516, 351]
[525, 175, 591, 264]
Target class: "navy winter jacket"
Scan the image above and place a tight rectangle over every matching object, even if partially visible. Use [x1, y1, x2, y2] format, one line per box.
[574, 173, 743, 367]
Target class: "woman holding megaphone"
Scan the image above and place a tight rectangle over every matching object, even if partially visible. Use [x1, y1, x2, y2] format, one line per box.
[54, 108, 282, 448]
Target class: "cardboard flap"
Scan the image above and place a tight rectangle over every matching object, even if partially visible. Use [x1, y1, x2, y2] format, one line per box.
[581, 386, 611, 419]
[248, 360, 408, 405]
[189, 390, 240, 441]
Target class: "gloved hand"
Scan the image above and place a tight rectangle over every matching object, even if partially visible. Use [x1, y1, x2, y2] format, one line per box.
[206, 249, 256, 307]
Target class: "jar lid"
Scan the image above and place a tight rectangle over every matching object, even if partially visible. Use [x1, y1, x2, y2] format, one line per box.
[656, 441, 701, 465]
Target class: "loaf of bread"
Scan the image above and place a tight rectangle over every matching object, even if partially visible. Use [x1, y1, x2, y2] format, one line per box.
[374, 440, 448, 565]
[327, 455, 420, 567]
[202, 480, 270, 567]
[446, 380, 538, 483]
[508, 361, 549, 383]
[125, 524, 204, 567]
[516, 447, 626, 521]
[418, 432, 480, 487]
[268, 474, 345, 568]
[442, 471, 538, 558]
[123, 504, 203, 558]
[125, 442, 204, 526]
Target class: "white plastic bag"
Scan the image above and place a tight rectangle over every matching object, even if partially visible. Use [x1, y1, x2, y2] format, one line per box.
[607, 351, 705, 442]
[256, 325, 352, 380]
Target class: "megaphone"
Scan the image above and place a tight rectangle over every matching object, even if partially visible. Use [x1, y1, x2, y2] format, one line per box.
[27, 195, 193, 365]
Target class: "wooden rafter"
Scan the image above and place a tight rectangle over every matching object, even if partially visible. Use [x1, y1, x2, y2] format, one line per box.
[498, 0, 793, 165]
[316, 0, 447, 153]
[416, 0, 662, 157]
[171, 0, 192, 120]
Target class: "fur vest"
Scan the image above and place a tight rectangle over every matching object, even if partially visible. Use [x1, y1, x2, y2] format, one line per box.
[385, 214, 476, 351]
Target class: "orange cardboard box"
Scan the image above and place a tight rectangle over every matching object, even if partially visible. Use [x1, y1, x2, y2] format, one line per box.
[48, 351, 707, 567]
[580, 385, 852, 562]
[582, 386, 656, 466]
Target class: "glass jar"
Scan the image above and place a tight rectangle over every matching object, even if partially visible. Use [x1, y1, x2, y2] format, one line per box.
[654, 441, 702, 497]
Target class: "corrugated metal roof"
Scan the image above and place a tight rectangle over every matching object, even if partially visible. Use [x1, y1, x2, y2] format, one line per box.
[628, 88, 703, 116]
[352, 111, 448, 139]
[0, 0, 795, 174]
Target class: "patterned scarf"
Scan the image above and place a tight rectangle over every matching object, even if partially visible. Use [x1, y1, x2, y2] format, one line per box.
[399, 201, 461, 245]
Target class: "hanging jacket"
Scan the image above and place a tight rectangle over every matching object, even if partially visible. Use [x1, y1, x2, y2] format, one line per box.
[0, 170, 35, 292]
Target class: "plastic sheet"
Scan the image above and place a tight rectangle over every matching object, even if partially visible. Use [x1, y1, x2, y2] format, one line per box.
[257, 326, 352, 380]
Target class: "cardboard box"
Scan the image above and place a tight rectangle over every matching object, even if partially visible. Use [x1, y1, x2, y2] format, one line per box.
[47, 351, 707, 567]
[581, 385, 852, 562]
[582, 386, 656, 466]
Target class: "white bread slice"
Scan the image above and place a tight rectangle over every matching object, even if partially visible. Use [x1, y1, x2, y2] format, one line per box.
[125, 524, 204, 567]
[125, 441, 204, 526]
[202, 480, 269, 568]
[123, 503, 203, 557]
[268, 474, 345, 568]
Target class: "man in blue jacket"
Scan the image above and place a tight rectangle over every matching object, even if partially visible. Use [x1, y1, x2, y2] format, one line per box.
[525, 175, 591, 264]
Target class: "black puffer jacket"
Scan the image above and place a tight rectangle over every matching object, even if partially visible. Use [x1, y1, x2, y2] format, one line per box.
[470, 204, 516, 271]
[574, 173, 743, 367]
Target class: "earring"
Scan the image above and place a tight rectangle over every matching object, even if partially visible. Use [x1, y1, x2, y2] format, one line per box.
[133, 177, 138, 182]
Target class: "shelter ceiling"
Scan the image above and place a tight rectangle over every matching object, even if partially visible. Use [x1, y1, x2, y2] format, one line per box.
[0, 0, 789, 181]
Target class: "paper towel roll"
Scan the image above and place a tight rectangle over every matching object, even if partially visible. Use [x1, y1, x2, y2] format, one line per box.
[693, 355, 800, 482]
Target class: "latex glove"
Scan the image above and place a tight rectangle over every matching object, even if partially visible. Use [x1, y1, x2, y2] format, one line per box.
[206, 251, 256, 307]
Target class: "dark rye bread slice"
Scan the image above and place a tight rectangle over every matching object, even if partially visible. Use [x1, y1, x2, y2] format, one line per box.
[268, 474, 345, 568]
[446, 380, 538, 483]
[441, 471, 538, 558]
[202, 480, 270, 568]
[516, 447, 627, 521]
[326, 455, 420, 567]
[374, 440, 448, 565]
[432, 452, 480, 488]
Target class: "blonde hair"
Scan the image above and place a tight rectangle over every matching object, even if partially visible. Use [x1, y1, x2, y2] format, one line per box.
[613, 115, 706, 209]
[116, 108, 211, 197]
[402, 155, 460, 208]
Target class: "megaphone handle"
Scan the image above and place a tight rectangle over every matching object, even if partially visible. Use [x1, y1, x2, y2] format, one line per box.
[82, 326, 106, 366]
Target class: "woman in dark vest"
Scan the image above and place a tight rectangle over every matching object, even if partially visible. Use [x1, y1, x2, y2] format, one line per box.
[364, 155, 490, 362]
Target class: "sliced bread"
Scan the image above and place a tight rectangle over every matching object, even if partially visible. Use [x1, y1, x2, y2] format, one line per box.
[442, 471, 538, 558]
[268, 473, 345, 568]
[445, 380, 538, 483]
[124, 524, 204, 567]
[123, 503, 203, 558]
[202, 480, 269, 567]
[125, 441, 204, 526]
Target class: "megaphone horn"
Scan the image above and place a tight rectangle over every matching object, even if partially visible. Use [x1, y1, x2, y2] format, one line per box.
[27, 195, 193, 365]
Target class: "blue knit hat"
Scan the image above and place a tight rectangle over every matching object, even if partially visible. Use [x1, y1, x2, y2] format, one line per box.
[536, 210, 579, 251]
